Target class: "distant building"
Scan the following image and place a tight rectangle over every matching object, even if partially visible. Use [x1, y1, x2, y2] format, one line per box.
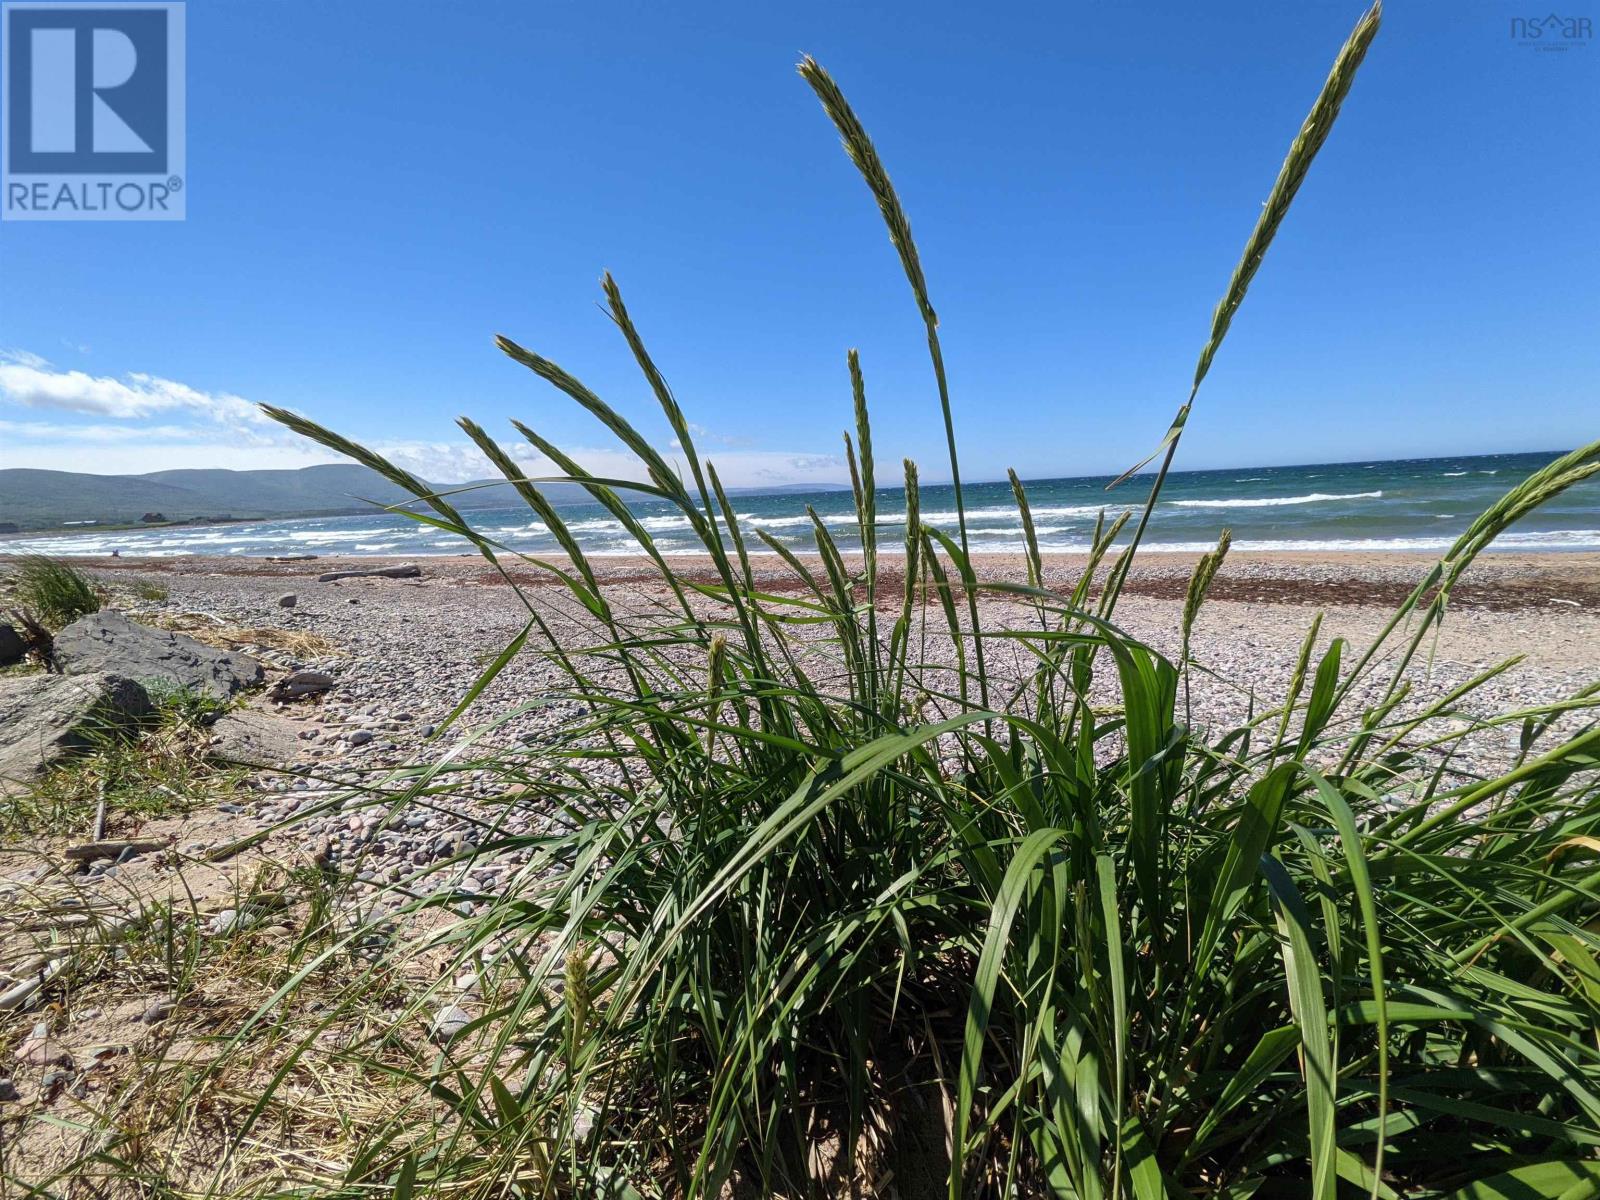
[140, 512, 167, 523]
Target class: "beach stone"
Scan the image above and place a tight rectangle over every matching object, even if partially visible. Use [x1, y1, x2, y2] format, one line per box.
[430, 1004, 472, 1043]
[0, 673, 151, 794]
[0, 622, 24, 665]
[139, 997, 177, 1025]
[53, 612, 263, 700]
[205, 709, 300, 768]
[317, 563, 421, 583]
[277, 593, 298, 609]
[271, 668, 336, 700]
[346, 729, 373, 747]
[207, 908, 239, 936]
[16, 1022, 72, 1069]
[0, 1079, 19, 1102]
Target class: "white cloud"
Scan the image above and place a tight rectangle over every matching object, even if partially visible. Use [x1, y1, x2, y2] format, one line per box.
[0, 439, 341, 474]
[373, 439, 846, 490]
[0, 351, 849, 490]
[0, 360, 271, 433]
[0, 418, 215, 442]
[0, 348, 53, 370]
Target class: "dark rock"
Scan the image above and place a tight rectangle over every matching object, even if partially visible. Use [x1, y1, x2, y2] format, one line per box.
[270, 668, 335, 700]
[40, 1069, 71, 1095]
[277, 593, 298, 609]
[53, 612, 262, 700]
[205, 709, 300, 767]
[317, 563, 422, 583]
[0, 673, 151, 793]
[0, 1078, 19, 1101]
[0, 622, 24, 665]
[139, 998, 177, 1025]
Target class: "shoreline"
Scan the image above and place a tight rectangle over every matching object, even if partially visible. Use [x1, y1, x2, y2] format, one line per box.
[43, 549, 1600, 613]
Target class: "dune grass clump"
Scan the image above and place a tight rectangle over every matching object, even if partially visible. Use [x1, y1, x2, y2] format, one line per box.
[10, 554, 100, 629]
[244, 4, 1600, 1196]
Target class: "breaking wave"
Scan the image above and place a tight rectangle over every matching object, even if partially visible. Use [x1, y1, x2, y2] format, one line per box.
[1169, 491, 1382, 509]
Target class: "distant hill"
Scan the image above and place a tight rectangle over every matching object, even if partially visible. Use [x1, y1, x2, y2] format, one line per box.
[0, 463, 593, 531]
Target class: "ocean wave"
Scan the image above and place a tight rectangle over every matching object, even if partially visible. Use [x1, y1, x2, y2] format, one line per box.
[10, 524, 1600, 559]
[1442, 471, 1468, 477]
[564, 517, 625, 533]
[866, 503, 1126, 526]
[1169, 490, 1383, 509]
[1129, 530, 1600, 553]
[634, 514, 700, 533]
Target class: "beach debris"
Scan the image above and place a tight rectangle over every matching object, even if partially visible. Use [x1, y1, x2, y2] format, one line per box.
[316, 563, 422, 582]
[4, 608, 55, 667]
[53, 611, 264, 700]
[265, 554, 317, 561]
[277, 592, 298, 608]
[0, 621, 23, 665]
[0, 673, 152, 793]
[271, 668, 336, 700]
[63, 839, 166, 864]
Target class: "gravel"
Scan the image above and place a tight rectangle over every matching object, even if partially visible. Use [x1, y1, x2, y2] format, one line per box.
[60, 551, 1600, 922]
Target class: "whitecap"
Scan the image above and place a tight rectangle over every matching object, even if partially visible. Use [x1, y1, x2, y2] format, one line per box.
[1169, 491, 1382, 509]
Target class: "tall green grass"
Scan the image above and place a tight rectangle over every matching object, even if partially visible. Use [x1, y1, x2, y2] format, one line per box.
[259, 4, 1600, 1195]
[9, 554, 100, 628]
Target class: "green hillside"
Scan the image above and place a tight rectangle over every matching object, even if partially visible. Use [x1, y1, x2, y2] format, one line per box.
[0, 464, 588, 531]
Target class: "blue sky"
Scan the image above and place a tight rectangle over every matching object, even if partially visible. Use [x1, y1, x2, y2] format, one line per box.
[1, 1, 1595, 487]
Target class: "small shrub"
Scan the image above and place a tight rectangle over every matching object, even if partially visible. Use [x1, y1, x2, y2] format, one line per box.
[133, 579, 170, 603]
[145, 681, 231, 729]
[12, 554, 100, 627]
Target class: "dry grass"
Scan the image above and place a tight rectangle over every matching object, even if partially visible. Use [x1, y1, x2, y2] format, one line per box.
[0, 859, 452, 1198]
[142, 611, 342, 660]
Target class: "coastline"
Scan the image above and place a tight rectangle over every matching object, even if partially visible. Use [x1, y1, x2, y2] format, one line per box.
[55, 548, 1600, 613]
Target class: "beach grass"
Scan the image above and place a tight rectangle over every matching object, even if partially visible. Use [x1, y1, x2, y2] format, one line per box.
[224, 2, 1600, 1194]
[0, 686, 238, 842]
[7, 555, 100, 629]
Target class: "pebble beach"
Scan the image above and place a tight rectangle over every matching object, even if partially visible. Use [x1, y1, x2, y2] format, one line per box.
[29, 548, 1594, 917]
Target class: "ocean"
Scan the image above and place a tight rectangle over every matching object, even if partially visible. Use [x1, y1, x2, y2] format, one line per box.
[5, 451, 1598, 559]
